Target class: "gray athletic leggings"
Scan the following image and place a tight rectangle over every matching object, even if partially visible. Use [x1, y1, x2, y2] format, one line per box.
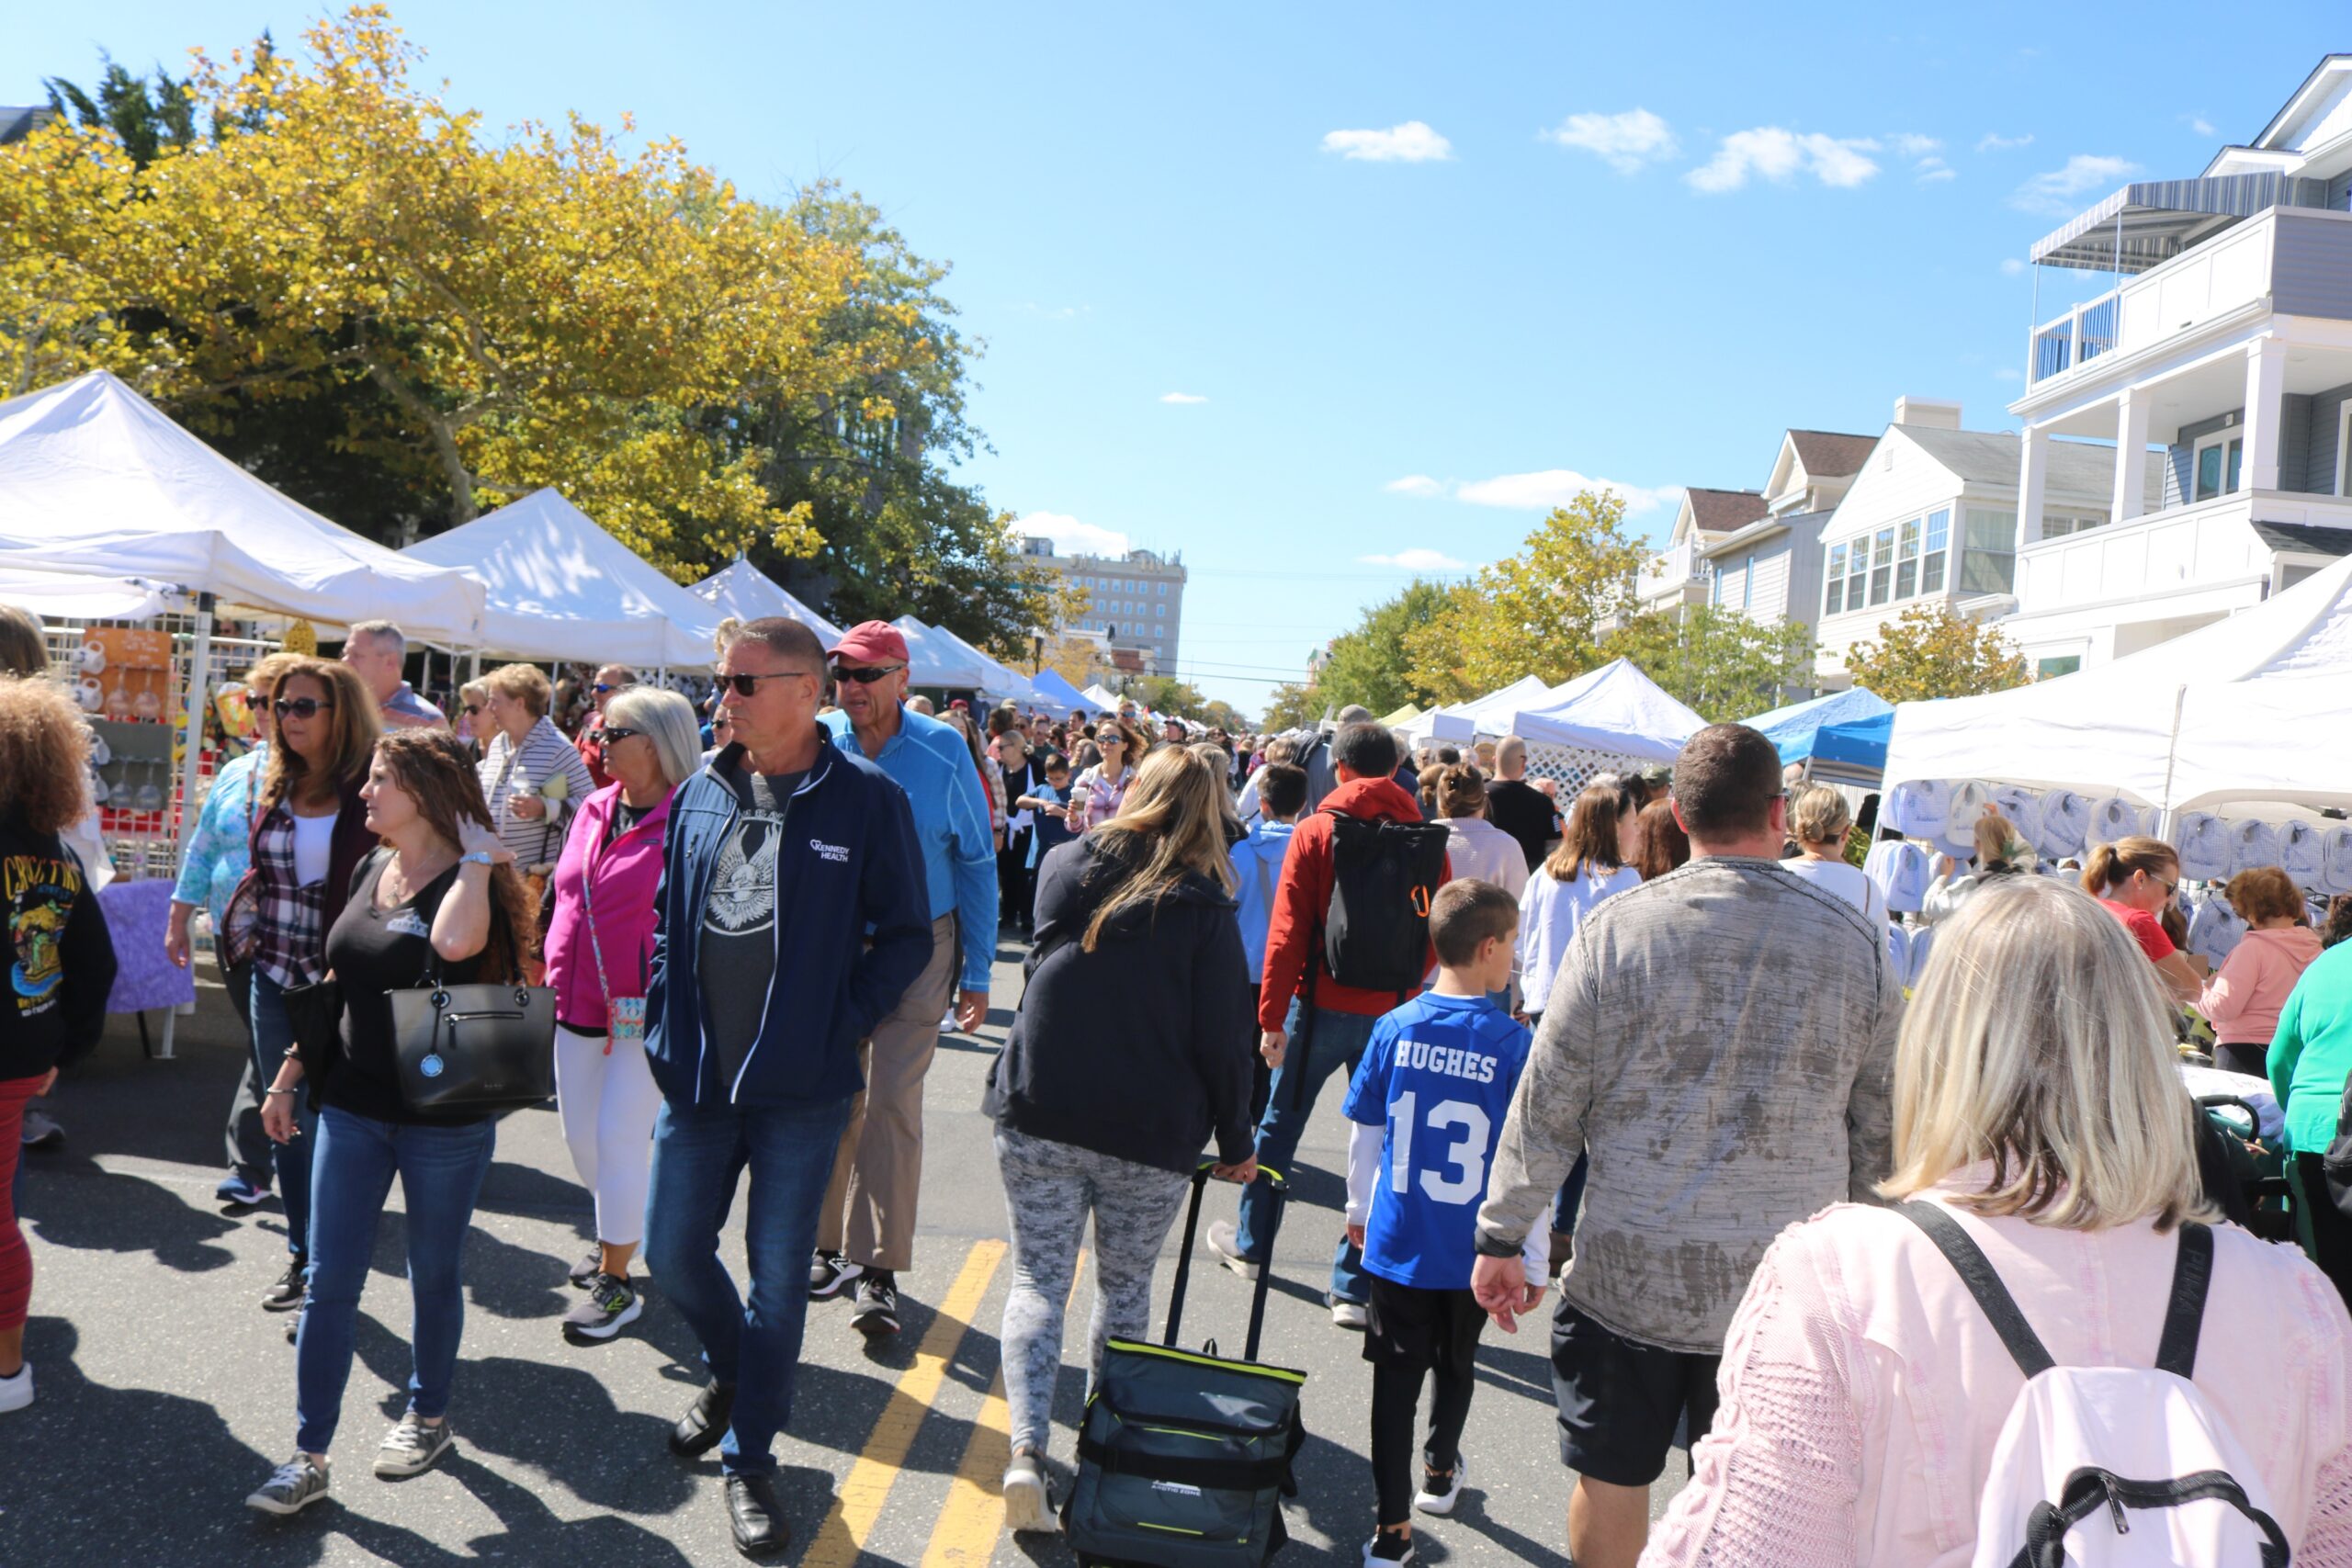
[994, 1126, 1193, 1456]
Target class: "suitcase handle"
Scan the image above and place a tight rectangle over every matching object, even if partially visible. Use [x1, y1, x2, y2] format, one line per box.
[1165, 1159, 1286, 1364]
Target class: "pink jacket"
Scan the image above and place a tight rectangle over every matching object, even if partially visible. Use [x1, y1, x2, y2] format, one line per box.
[1643, 1179, 2352, 1568]
[2202, 924, 2325, 1046]
[541, 782, 674, 1033]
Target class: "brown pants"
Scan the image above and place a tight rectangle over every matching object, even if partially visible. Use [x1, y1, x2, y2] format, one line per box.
[818, 912, 958, 1272]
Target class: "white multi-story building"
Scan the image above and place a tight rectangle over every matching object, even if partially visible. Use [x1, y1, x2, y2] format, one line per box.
[1021, 536, 1187, 677]
[2002, 55, 2352, 673]
[1633, 428, 1877, 621]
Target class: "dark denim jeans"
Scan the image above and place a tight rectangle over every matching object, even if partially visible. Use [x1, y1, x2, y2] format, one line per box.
[1235, 999, 1377, 1305]
[295, 1106, 496, 1456]
[644, 1092, 854, 1476]
[250, 972, 320, 1259]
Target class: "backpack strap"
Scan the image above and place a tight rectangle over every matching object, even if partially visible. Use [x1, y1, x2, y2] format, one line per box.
[1898, 1201, 2055, 1378]
[2154, 1222, 2214, 1381]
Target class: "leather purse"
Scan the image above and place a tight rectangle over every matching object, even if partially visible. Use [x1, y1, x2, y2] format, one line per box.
[219, 869, 262, 968]
[388, 967, 557, 1115]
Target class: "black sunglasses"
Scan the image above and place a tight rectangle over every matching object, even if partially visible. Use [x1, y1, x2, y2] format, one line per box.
[274, 696, 333, 719]
[460, 703, 481, 716]
[831, 663, 905, 686]
[719, 671, 815, 697]
[594, 727, 641, 745]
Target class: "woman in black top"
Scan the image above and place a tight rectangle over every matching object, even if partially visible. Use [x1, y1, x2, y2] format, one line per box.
[246, 729, 532, 1517]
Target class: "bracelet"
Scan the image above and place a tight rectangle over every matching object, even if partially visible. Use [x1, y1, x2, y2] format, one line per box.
[264, 1086, 299, 1098]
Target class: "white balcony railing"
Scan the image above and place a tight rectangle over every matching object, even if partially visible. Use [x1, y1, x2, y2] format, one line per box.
[2030, 292, 2120, 384]
[1634, 539, 1711, 604]
[2013, 489, 2352, 615]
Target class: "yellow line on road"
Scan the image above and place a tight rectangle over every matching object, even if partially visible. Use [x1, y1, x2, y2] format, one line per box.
[801, 1238, 1007, 1568]
[920, 1249, 1088, 1567]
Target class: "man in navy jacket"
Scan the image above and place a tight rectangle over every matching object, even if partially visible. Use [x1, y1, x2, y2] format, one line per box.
[641, 616, 931, 1558]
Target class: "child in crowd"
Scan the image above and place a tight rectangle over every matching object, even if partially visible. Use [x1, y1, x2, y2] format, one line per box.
[1229, 762, 1306, 1124]
[1341, 879, 1545, 1565]
[1013, 752, 1078, 928]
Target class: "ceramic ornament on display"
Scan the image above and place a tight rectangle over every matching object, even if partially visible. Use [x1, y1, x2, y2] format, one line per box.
[76, 641, 105, 675]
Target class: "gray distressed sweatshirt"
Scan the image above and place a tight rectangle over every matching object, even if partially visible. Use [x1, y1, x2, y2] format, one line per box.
[1475, 855, 1902, 1354]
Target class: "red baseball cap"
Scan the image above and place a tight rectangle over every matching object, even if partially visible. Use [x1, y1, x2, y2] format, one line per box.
[828, 621, 910, 668]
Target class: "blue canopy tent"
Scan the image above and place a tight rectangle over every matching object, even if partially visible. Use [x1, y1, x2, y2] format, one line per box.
[1028, 668, 1091, 712]
[1740, 686, 1894, 765]
[1809, 710, 1894, 788]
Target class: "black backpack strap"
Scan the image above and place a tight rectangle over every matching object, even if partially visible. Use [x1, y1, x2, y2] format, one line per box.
[1898, 1201, 2054, 1378]
[2153, 1221, 2214, 1381]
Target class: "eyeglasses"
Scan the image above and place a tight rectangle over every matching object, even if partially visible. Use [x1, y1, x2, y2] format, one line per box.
[719, 670, 815, 697]
[460, 703, 481, 716]
[592, 682, 619, 694]
[594, 727, 641, 746]
[273, 697, 333, 719]
[831, 664, 905, 686]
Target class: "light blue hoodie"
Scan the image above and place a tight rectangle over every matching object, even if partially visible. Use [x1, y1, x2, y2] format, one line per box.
[1227, 818, 1298, 980]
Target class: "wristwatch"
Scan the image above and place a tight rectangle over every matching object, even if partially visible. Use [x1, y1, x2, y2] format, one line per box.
[458, 851, 498, 867]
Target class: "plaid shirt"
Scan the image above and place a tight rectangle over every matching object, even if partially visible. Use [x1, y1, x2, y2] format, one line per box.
[251, 805, 331, 989]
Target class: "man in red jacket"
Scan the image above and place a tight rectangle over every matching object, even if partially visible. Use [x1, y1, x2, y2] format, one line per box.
[1208, 721, 1450, 1329]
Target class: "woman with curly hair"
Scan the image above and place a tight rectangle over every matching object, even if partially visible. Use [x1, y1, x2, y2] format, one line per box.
[0, 673, 118, 1413]
[246, 728, 535, 1515]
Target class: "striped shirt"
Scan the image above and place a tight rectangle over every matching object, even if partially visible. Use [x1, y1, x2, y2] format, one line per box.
[477, 716, 597, 870]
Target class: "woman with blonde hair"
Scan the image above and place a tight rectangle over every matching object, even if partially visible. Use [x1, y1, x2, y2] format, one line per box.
[473, 662, 596, 871]
[1645, 875, 2352, 1565]
[1780, 784, 1884, 921]
[1433, 762, 1527, 897]
[982, 745, 1256, 1531]
[2082, 834, 2207, 1004]
[1917, 811, 2029, 925]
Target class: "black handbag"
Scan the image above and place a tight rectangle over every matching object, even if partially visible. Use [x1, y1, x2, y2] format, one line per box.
[388, 964, 557, 1115]
[277, 976, 344, 1109]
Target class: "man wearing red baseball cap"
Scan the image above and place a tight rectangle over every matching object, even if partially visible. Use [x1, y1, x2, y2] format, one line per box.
[809, 621, 998, 1337]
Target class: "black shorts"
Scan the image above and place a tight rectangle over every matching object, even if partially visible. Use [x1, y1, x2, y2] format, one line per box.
[1363, 1276, 1486, 1381]
[1549, 1298, 1720, 1487]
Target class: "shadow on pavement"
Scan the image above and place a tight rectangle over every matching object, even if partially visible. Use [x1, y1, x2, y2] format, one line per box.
[20, 1161, 242, 1273]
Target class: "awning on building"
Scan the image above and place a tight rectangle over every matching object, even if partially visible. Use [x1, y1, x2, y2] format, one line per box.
[2030, 172, 2307, 273]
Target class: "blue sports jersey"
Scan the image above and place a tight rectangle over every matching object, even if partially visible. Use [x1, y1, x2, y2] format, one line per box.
[1340, 991, 1534, 1292]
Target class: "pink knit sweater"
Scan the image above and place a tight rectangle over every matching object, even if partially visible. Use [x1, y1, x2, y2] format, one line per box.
[2201, 924, 2325, 1046]
[1641, 1181, 2352, 1567]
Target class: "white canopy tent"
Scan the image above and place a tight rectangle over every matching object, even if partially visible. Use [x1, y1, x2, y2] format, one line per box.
[0, 567, 170, 622]
[1883, 551, 2352, 814]
[889, 615, 995, 691]
[921, 621, 1047, 706]
[688, 557, 842, 645]
[1403, 673, 1559, 744]
[1080, 683, 1125, 712]
[1507, 659, 1708, 763]
[402, 488, 724, 669]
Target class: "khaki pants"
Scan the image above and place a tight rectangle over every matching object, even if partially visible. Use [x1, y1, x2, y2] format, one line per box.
[818, 912, 957, 1272]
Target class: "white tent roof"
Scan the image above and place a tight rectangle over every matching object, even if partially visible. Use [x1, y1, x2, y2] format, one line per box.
[0, 566, 170, 622]
[1507, 659, 1708, 762]
[688, 558, 842, 645]
[0, 371, 485, 645]
[1080, 683, 1124, 712]
[1404, 673, 1558, 742]
[1884, 551, 2352, 813]
[889, 615, 994, 691]
[403, 489, 724, 668]
[920, 621, 1046, 706]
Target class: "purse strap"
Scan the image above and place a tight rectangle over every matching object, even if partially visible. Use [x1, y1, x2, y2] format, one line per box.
[578, 819, 621, 1053]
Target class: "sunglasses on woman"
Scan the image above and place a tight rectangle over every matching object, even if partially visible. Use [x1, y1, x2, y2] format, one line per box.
[273, 696, 333, 719]
[461, 703, 481, 716]
[594, 727, 641, 746]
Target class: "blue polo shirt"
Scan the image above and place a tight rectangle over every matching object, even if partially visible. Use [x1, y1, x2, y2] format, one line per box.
[821, 705, 999, 991]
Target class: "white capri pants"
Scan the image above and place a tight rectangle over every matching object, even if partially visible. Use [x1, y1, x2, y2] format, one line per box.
[553, 1023, 663, 1248]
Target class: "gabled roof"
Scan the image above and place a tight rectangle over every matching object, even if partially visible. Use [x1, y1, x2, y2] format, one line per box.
[1679, 487, 1770, 538]
[1894, 424, 2152, 497]
[1786, 430, 1879, 479]
[2247, 54, 2352, 153]
[1699, 507, 1834, 561]
[0, 107, 57, 146]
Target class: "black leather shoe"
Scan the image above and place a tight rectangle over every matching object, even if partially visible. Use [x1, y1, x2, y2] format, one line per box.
[726, 1472, 788, 1557]
[669, 1381, 735, 1458]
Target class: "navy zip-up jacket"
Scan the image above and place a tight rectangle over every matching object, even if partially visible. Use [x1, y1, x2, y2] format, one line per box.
[644, 734, 933, 1108]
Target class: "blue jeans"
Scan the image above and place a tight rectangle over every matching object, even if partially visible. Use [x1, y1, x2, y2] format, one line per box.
[1236, 999, 1378, 1305]
[644, 1092, 854, 1476]
[250, 973, 321, 1260]
[295, 1106, 496, 1455]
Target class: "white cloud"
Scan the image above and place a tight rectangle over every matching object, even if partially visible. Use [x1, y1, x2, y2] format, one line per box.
[1687, 128, 1881, 192]
[1999, 256, 2027, 276]
[2009, 153, 2140, 214]
[2188, 115, 2218, 137]
[1384, 475, 1446, 497]
[1976, 131, 2034, 152]
[1018, 510, 1131, 557]
[1456, 470, 1683, 513]
[1890, 133, 1941, 159]
[1159, 391, 1207, 405]
[1359, 548, 1469, 571]
[1992, 367, 2024, 383]
[1916, 157, 1955, 184]
[1541, 108, 1679, 173]
[1320, 121, 1453, 163]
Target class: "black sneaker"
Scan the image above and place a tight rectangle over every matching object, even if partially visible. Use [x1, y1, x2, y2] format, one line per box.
[1362, 1528, 1416, 1564]
[567, 1249, 601, 1290]
[562, 1273, 644, 1341]
[669, 1380, 736, 1458]
[374, 1412, 455, 1478]
[851, 1271, 900, 1338]
[261, 1258, 307, 1313]
[808, 1249, 864, 1299]
[245, 1453, 330, 1515]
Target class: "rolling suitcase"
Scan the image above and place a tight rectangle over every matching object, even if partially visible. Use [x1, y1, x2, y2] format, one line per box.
[1063, 1162, 1309, 1567]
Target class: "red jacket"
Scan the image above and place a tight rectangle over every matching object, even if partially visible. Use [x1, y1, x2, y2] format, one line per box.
[575, 725, 613, 792]
[1256, 775, 1451, 1031]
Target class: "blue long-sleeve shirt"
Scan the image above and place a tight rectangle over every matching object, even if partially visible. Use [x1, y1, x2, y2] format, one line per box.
[822, 705, 999, 991]
[171, 745, 268, 927]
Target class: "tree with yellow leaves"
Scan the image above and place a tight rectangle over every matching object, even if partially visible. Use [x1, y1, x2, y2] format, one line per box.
[1840, 603, 2027, 702]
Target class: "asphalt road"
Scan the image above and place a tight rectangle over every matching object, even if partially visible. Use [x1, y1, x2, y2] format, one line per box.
[6, 941, 1689, 1566]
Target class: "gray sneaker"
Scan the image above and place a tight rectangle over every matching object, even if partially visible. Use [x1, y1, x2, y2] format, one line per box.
[245, 1454, 331, 1515]
[373, 1412, 454, 1479]
[562, 1273, 644, 1341]
[1001, 1448, 1058, 1534]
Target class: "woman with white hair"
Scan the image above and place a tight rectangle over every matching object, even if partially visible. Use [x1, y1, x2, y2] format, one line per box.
[1643, 875, 2352, 1566]
[539, 686, 704, 1343]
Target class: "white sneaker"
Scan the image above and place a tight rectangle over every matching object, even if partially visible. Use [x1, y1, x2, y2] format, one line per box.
[1205, 1220, 1261, 1281]
[0, 1363, 30, 1414]
[1414, 1453, 1466, 1516]
[1001, 1448, 1058, 1533]
[1330, 1299, 1368, 1331]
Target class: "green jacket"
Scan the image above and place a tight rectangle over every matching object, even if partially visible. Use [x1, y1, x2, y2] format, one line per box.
[2268, 941, 2352, 1155]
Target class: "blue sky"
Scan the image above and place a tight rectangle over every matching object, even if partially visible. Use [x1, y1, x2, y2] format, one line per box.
[10, 4, 2348, 716]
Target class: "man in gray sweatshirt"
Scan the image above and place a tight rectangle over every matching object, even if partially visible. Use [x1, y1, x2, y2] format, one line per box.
[1471, 723, 1901, 1568]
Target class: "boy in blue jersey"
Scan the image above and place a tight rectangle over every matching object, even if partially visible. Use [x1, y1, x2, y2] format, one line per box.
[1342, 878, 1544, 1566]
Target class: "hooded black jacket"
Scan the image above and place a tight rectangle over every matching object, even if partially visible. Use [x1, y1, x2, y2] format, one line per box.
[1, 817, 119, 1080]
[984, 835, 1254, 1173]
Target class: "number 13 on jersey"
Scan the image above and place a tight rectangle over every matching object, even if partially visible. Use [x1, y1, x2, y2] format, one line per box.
[1388, 1090, 1492, 1205]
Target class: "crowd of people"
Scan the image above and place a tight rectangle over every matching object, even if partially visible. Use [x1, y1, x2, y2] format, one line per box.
[5, 595, 2352, 1563]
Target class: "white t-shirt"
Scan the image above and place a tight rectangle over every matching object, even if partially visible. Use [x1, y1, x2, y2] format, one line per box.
[1779, 854, 1886, 924]
[291, 811, 335, 887]
[1517, 862, 1641, 1015]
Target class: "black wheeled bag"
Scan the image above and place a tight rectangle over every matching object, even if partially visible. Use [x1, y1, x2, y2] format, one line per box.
[1064, 1164, 1308, 1567]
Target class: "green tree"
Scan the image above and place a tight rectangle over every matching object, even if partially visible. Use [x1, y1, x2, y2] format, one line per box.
[1125, 674, 1212, 721]
[1259, 681, 1324, 732]
[1311, 579, 1452, 716]
[1602, 605, 1818, 722]
[1200, 699, 1250, 732]
[1841, 604, 2027, 702]
[1403, 492, 1645, 702]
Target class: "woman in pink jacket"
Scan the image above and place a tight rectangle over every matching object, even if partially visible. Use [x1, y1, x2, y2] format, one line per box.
[2203, 866, 2325, 1078]
[541, 688, 702, 1344]
[1643, 875, 2352, 1568]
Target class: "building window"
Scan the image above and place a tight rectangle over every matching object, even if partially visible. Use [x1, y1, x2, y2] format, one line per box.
[1155, 603, 1165, 618]
[2192, 431, 2244, 501]
[1923, 508, 1950, 594]
[1158, 581, 1167, 596]
[1846, 540, 1868, 612]
[1895, 518, 1920, 601]
[1868, 528, 1894, 606]
[1961, 509, 2018, 593]
[2339, 404, 2352, 496]
[1824, 543, 1848, 615]
[2034, 655, 2081, 680]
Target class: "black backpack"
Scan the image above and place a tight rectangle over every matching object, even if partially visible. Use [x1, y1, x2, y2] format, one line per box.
[1317, 810, 1451, 994]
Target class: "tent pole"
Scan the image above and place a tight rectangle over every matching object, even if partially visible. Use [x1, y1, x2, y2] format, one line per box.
[163, 591, 217, 1062]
